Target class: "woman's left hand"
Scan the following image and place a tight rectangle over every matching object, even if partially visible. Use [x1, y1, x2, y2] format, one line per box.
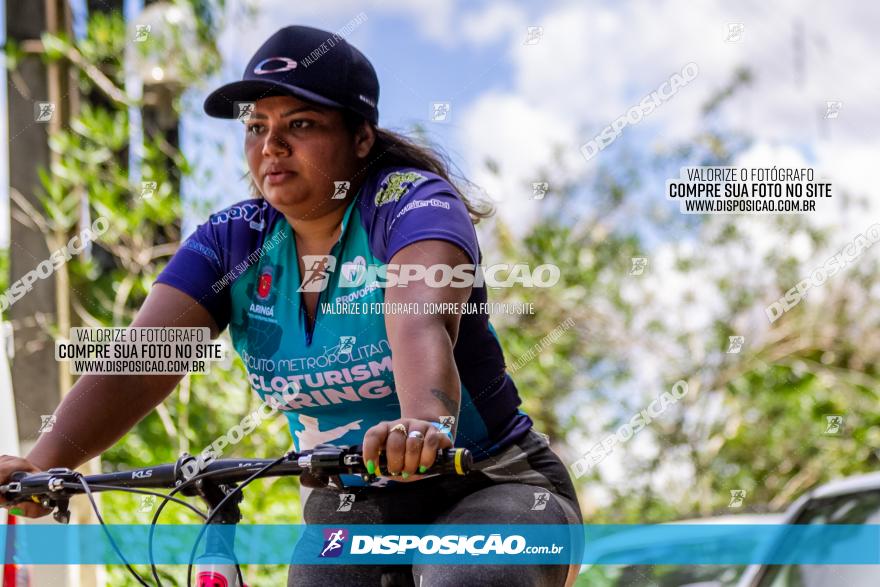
[362, 418, 453, 482]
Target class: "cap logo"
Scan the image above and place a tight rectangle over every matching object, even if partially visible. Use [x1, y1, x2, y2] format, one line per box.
[253, 57, 298, 75]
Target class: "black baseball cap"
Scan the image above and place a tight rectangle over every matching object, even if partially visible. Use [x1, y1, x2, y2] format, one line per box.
[203, 25, 379, 124]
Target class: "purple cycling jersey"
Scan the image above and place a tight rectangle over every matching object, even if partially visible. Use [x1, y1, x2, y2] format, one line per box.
[156, 166, 533, 462]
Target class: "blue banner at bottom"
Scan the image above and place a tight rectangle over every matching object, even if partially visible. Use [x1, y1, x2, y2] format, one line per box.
[2, 524, 880, 565]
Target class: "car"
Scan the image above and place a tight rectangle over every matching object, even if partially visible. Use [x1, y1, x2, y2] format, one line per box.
[577, 513, 784, 587]
[736, 473, 880, 587]
[1, 325, 31, 587]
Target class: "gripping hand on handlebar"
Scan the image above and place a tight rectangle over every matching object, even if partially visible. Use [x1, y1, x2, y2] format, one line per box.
[362, 418, 454, 481]
[0, 455, 52, 518]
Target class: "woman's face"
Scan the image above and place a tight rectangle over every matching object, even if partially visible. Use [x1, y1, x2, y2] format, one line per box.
[244, 95, 374, 219]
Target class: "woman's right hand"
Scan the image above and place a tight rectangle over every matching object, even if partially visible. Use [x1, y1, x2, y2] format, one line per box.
[0, 455, 52, 518]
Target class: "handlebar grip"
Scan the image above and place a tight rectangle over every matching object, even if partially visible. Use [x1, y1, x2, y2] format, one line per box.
[372, 448, 471, 477]
[430, 448, 472, 476]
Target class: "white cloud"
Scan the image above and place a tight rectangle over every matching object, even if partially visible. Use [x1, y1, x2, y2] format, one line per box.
[458, 92, 585, 233]
[452, 0, 880, 230]
[459, 2, 527, 47]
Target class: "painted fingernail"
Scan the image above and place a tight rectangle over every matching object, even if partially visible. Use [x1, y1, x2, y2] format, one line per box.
[419, 466, 427, 473]
[402, 472, 410, 479]
[366, 460, 375, 475]
[9, 508, 24, 516]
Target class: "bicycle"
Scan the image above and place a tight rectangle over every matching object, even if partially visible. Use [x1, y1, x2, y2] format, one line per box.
[1, 444, 473, 587]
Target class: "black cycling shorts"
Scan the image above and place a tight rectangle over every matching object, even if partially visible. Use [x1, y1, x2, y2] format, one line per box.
[287, 428, 583, 586]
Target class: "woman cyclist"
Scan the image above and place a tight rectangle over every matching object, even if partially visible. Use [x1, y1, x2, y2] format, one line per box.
[0, 25, 582, 586]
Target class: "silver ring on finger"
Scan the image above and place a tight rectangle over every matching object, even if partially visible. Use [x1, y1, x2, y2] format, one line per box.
[407, 430, 424, 441]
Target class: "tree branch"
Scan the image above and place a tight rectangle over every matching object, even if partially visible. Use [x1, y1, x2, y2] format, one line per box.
[20, 39, 131, 106]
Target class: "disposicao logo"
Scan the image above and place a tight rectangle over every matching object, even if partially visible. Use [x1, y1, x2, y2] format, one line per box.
[320, 528, 348, 558]
[341, 256, 367, 283]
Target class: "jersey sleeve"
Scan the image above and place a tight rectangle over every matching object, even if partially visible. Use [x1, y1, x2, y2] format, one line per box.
[378, 170, 480, 264]
[154, 220, 232, 331]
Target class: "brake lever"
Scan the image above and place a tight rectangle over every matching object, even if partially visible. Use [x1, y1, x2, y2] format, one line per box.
[2, 470, 75, 523]
[53, 497, 71, 524]
[297, 445, 372, 488]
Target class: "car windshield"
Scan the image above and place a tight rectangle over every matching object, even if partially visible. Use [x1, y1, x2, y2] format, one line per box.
[581, 563, 743, 586]
[756, 490, 880, 587]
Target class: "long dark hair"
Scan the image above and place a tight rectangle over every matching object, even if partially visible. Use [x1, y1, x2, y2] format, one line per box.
[246, 110, 494, 224]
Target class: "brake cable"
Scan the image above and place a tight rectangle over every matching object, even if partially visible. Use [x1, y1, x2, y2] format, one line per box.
[52, 476, 207, 587]
[184, 454, 289, 587]
[147, 462, 262, 587]
[74, 473, 152, 586]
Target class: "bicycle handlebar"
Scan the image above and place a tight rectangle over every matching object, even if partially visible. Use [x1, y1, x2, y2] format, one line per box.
[1, 445, 473, 586]
[0, 444, 473, 506]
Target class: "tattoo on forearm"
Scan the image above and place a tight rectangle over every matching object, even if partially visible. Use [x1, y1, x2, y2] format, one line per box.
[430, 387, 459, 417]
